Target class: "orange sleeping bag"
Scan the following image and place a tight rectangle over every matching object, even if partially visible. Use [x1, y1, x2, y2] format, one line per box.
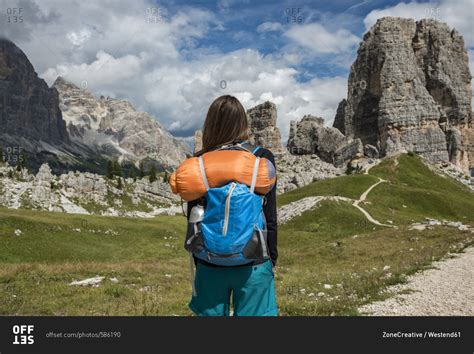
[169, 149, 276, 201]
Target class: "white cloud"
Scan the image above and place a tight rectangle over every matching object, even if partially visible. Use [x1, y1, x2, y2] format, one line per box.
[257, 22, 284, 33]
[140, 48, 346, 140]
[364, 0, 474, 47]
[42, 50, 144, 87]
[5, 0, 348, 142]
[67, 29, 91, 47]
[284, 23, 360, 55]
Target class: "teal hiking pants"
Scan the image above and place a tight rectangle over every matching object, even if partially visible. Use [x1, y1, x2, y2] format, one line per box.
[189, 260, 278, 316]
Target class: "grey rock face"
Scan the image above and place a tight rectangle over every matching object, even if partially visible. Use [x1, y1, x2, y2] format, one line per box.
[193, 129, 203, 154]
[0, 39, 88, 173]
[333, 139, 364, 167]
[287, 115, 363, 167]
[364, 144, 379, 158]
[276, 152, 342, 193]
[0, 39, 69, 145]
[246, 101, 283, 150]
[53, 77, 189, 170]
[333, 17, 473, 172]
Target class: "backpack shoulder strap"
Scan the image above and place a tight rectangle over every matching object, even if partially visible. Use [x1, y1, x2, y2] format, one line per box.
[215, 141, 260, 155]
[250, 155, 261, 193]
[240, 142, 261, 155]
[198, 155, 210, 191]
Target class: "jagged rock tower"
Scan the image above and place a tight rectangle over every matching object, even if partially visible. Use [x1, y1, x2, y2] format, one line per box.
[246, 101, 283, 151]
[333, 17, 473, 172]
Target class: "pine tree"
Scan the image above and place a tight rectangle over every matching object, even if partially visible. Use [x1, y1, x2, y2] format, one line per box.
[149, 164, 157, 183]
[107, 160, 114, 179]
[117, 176, 123, 189]
[20, 153, 27, 169]
[163, 170, 169, 183]
[129, 169, 136, 181]
[0, 147, 3, 164]
[139, 161, 145, 179]
[16, 155, 23, 172]
[112, 160, 123, 177]
[16, 154, 24, 171]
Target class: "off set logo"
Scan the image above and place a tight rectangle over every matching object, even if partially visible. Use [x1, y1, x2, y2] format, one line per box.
[13, 325, 34, 344]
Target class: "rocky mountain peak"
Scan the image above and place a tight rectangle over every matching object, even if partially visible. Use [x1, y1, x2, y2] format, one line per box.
[333, 17, 473, 172]
[53, 76, 190, 170]
[53, 76, 80, 91]
[0, 39, 69, 145]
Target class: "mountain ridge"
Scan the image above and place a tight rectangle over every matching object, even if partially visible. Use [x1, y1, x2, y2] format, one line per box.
[0, 39, 190, 174]
[53, 76, 190, 171]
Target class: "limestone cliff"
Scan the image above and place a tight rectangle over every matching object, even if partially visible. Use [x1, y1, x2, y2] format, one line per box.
[333, 17, 473, 172]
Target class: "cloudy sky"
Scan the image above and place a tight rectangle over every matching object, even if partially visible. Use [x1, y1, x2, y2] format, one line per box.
[1, 0, 473, 142]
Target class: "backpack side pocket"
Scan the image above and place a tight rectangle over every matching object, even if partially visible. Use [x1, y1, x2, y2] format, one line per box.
[185, 223, 205, 254]
[242, 225, 269, 260]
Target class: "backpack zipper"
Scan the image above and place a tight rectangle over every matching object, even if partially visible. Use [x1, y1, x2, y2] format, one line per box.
[222, 182, 236, 236]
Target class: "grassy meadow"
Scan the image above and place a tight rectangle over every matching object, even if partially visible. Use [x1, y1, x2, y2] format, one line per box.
[0, 154, 473, 315]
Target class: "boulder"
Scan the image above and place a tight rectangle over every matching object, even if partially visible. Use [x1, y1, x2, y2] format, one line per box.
[287, 115, 363, 167]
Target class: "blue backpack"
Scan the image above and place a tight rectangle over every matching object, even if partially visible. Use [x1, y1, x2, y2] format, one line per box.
[185, 142, 273, 266]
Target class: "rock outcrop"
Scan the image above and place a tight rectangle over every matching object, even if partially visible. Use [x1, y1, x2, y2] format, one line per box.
[0, 39, 91, 173]
[287, 115, 363, 167]
[0, 39, 69, 145]
[0, 162, 179, 216]
[53, 77, 190, 171]
[333, 17, 473, 173]
[276, 153, 342, 193]
[246, 101, 283, 150]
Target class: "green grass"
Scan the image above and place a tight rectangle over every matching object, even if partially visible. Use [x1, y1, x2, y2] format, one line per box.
[0, 153, 473, 315]
[277, 174, 378, 207]
[276, 201, 472, 315]
[0, 209, 191, 315]
[365, 155, 474, 225]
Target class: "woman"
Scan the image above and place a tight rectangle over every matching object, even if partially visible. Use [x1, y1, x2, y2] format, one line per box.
[187, 95, 278, 316]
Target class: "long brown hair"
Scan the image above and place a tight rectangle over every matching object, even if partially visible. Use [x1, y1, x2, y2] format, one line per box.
[198, 95, 249, 155]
